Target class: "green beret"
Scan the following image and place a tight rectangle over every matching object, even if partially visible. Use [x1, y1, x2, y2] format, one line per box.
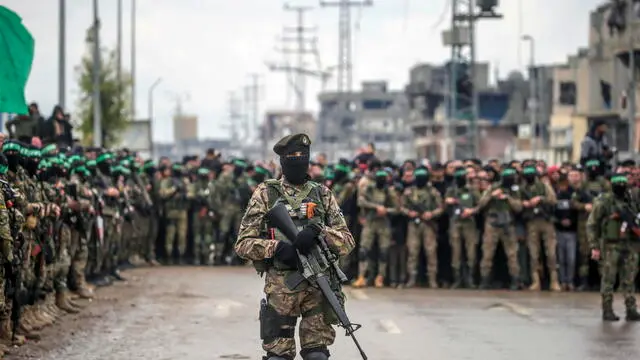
[272, 133, 311, 156]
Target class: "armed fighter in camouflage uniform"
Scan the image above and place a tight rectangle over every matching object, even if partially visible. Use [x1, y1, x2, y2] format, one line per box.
[217, 159, 251, 265]
[587, 173, 640, 322]
[159, 164, 192, 264]
[477, 167, 523, 290]
[235, 133, 354, 360]
[401, 167, 442, 288]
[192, 167, 219, 265]
[520, 165, 560, 291]
[353, 169, 398, 288]
[0, 153, 17, 354]
[445, 167, 480, 289]
[572, 158, 609, 290]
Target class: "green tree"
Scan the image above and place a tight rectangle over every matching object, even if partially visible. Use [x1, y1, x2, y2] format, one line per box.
[75, 27, 132, 147]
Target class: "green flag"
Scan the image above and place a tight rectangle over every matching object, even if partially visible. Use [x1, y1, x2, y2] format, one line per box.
[0, 6, 34, 114]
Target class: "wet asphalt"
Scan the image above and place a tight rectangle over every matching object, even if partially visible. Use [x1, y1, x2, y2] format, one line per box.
[7, 267, 640, 360]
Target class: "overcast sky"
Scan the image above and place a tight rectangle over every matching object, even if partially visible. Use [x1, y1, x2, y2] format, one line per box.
[5, 0, 603, 142]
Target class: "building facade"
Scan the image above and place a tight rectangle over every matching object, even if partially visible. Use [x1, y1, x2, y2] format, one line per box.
[316, 81, 412, 162]
[173, 114, 199, 142]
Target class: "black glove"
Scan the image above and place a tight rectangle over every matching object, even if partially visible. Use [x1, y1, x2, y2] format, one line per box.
[274, 241, 298, 268]
[293, 225, 321, 255]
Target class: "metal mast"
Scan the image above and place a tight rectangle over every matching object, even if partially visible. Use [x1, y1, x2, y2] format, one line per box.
[444, 0, 501, 159]
[320, 0, 372, 93]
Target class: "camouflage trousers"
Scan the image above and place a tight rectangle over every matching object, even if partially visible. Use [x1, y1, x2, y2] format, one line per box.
[526, 218, 557, 276]
[192, 212, 215, 263]
[261, 273, 335, 359]
[96, 216, 119, 273]
[0, 264, 7, 319]
[165, 211, 188, 259]
[406, 221, 438, 281]
[218, 209, 242, 260]
[577, 217, 592, 278]
[600, 242, 639, 310]
[358, 218, 391, 277]
[480, 223, 520, 278]
[449, 221, 478, 272]
[53, 224, 72, 292]
[69, 228, 88, 287]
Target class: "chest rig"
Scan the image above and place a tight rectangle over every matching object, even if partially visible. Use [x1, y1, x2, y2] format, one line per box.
[261, 179, 326, 271]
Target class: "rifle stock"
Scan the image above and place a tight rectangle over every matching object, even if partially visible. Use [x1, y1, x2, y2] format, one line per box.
[265, 203, 367, 360]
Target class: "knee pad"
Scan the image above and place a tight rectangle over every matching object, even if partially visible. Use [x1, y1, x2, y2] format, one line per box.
[301, 346, 329, 360]
[259, 299, 297, 343]
[358, 247, 368, 261]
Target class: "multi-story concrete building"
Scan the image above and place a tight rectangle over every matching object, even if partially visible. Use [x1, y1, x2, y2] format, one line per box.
[316, 81, 412, 162]
[549, 2, 640, 163]
[261, 110, 316, 161]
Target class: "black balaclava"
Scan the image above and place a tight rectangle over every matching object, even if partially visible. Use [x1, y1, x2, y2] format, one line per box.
[172, 164, 183, 178]
[501, 168, 517, 188]
[253, 166, 270, 184]
[96, 152, 112, 176]
[414, 168, 429, 188]
[522, 166, 537, 184]
[444, 161, 454, 184]
[375, 170, 388, 189]
[143, 160, 156, 177]
[584, 159, 601, 180]
[2, 141, 23, 172]
[197, 168, 210, 182]
[610, 174, 629, 198]
[24, 147, 40, 177]
[334, 162, 351, 183]
[453, 167, 467, 188]
[233, 159, 246, 178]
[281, 155, 308, 185]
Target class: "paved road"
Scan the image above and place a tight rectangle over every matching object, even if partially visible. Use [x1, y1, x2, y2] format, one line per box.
[7, 267, 640, 360]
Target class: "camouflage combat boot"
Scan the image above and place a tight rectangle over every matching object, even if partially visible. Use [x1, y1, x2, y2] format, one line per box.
[528, 271, 540, 291]
[428, 276, 438, 289]
[405, 273, 418, 288]
[479, 277, 491, 290]
[352, 275, 367, 288]
[450, 271, 461, 289]
[0, 318, 26, 345]
[374, 275, 384, 288]
[549, 271, 562, 292]
[625, 307, 640, 321]
[34, 303, 55, 326]
[56, 292, 80, 314]
[602, 298, 620, 322]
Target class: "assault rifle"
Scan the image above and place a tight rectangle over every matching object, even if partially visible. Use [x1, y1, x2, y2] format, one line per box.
[1, 179, 28, 341]
[265, 203, 368, 360]
[615, 203, 640, 239]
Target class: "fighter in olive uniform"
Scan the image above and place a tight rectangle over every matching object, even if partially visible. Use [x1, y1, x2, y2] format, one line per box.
[234, 133, 354, 360]
[401, 167, 443, 288]
[158, 164, 191, 264]
[477, 168, 523, 290]
[587, 173, 640, 321]
[445, 167, 480, 289]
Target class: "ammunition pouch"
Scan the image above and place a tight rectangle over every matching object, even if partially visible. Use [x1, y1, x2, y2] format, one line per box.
[488, 212, 511, 228]
[260, 298, 297, 343]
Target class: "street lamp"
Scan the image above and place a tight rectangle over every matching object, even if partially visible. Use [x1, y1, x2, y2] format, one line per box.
[148, 78, 162, 159]
[522, 34, 537, 159]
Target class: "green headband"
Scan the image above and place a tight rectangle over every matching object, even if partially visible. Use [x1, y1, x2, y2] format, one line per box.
[86, 160, 97, 167]
[335, 164, 351, 173]
[143, 161, 156, 170]
[375, 170, 388, 177]
[197, 168, 210, 176]
[2, 142, 21, 152]
[0, 165, 7, 175]
[41, 144, 57, 155]
[96, 153, 112, 163]
[523, 167, 537, 175]
[255, 166, 270, 175]
[233, 159, 247, 168]
[611, 175, 628, 184]
[454, 169, 466, 177]
[414, 168, 428, 176]
[501, 168, 516, 176]
[585, 159, 600, 167]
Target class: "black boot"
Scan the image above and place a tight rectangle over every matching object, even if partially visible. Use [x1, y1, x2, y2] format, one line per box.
[626, 308, 640, 321]
[111, 269, 127, 281]
[450, 271, 461, 289]
[509, 276, 520, 291]
[465, 271, 476, 289]
[603, 309, 620, 321]
[479, 277, 491, 290]
[577, 276, 589, 291]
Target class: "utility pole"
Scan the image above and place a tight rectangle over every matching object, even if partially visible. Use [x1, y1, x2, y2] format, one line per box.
[117, 0, 123, 109]
[58, 0, 66, 109]
[320, 0, 372, 93]
[444, 0, 501, 160]
[131, 0, 137, 120]
[247, 73, 262, 140]
[268, 4, 318, 116]
[522, 35, 536, 158]
[627, 0, 637, 157]
[92, 0, 102, 147]
[227, 91, 241, 147]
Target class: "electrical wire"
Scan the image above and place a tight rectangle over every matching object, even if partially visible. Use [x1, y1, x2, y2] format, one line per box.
[431, 0, 451, 32]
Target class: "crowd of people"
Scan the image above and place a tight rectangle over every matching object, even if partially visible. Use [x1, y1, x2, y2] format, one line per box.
[0, 103, 637, 357]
